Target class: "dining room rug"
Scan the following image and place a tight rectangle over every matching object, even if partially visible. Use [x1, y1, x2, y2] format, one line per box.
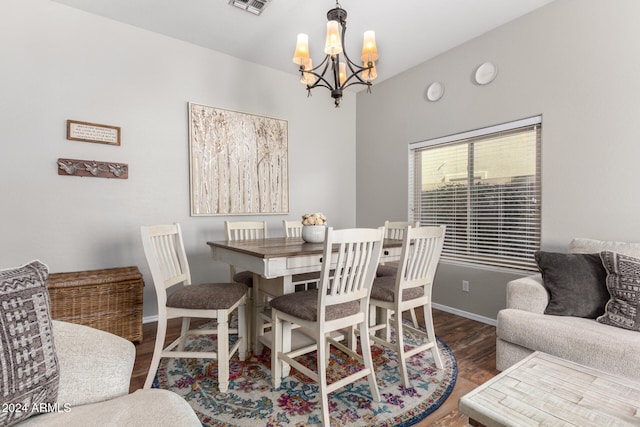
[152, 320, 457, 426]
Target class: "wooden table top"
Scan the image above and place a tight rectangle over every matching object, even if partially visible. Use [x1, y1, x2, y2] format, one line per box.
[459, 351, 640, 427]
[207, 237, 402, 259]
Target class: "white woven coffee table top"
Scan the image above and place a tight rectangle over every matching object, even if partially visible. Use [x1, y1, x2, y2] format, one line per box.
[459, 351, 640, 427]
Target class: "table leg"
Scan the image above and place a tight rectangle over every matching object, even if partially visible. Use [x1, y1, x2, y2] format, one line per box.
[252, 273, 262, 355]
[281, 321, 292, 377]
[370, 305, 390, 339]
[254, 275, 295, 377]
[253, 275, 295, 357]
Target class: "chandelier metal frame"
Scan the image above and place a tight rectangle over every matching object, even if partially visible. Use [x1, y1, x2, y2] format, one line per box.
[296, 2, 377, 107]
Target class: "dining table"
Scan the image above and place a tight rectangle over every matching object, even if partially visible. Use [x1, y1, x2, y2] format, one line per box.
[207, 236, 403, 366]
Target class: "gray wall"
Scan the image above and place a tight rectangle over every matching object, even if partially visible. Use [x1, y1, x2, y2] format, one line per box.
[4, 0, 639, 324]
[356, 0, 640, 321]
[0, 0, 357, 320]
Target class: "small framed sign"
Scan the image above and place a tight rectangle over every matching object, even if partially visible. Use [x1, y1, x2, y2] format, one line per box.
[67, 120, 121, 146]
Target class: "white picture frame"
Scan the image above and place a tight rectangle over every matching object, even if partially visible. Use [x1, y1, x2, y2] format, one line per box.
[188, 102, 289, 216]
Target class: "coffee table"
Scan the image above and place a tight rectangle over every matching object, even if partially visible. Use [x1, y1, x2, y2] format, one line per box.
[459, 351, 640, 426]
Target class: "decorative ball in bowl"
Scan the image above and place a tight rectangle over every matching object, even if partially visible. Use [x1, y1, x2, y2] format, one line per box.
[301, 213, 327, 243]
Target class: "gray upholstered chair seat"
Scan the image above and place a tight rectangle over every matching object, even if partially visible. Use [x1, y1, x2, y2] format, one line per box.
[376, 264, 397, 278]
[232, 270, 254, 287]
[269, 289, 360, 321]
[370, 276, 424, 302]
[167, 282, 248, 310]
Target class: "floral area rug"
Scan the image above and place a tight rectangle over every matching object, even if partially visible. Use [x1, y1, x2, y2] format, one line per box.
[152, 320, 457, 426]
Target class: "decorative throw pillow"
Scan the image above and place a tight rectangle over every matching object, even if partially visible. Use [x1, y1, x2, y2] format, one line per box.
[597, 251, 640, 331]
[0, 261, 59, 426]
[534, 251, 609, 318]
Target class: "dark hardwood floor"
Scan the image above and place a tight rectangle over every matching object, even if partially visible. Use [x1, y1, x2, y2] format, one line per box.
[130, 308, 499, 426]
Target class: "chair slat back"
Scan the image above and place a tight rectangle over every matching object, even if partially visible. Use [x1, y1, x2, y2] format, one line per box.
[384, 220, 419, 240]
[397, 225, 445, 292]
[225, 221, 267, 240]
[283, 220, 303, 237]
[141, 224, 191, 305]
[318, 228, 384, 318]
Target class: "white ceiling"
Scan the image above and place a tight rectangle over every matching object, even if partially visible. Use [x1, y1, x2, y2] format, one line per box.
[53, 0, 555, 85]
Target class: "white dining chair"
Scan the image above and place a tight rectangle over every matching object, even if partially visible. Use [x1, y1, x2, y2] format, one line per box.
[270, 227, 383, 425]
[283, 219, 323, 291]
[376, 220, 421, 329]
[368, 225, 446, 388]
[225, 220, 267, 286]
[283, 219, 303, 237]
[224, 220, 267, 350]
[140, 223, 248, 392]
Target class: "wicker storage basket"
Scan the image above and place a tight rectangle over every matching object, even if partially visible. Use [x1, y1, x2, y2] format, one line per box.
[47, 266, 144, 343]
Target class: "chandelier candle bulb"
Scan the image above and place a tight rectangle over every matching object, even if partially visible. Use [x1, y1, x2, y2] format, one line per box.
[300, 60, 316, 85]
[293, 33, 310, 65]
[361, 30, 379, 62]
[324, 21, 342, 55]
[363, 62, 377, 82]
[339, 62, 347, 85]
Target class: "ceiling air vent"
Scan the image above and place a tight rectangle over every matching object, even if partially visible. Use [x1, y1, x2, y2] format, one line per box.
[229, 0, 270, 16]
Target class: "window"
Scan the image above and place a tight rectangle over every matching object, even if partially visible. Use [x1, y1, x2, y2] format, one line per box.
[409, 116, 541, 271]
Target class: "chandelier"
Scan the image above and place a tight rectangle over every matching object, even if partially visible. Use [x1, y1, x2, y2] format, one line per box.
[292, 1, 379, 107]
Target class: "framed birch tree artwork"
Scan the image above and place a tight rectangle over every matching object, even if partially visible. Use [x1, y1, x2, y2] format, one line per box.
[188, 102, 289, 215]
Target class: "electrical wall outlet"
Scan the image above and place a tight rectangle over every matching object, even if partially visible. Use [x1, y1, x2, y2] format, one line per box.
[462, 280, 470, 292]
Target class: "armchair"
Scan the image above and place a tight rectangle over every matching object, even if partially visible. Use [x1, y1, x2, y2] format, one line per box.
[0, 260, 200, 427]
[18, 320, 200, 426]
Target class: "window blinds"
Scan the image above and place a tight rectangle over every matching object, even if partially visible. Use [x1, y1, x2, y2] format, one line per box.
[409, 117, 541, 271]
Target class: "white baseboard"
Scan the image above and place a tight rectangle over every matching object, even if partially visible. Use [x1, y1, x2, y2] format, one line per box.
[432, 303, 497, 327]
[143, 305, 497, 327]
[143, 314, 158, 324]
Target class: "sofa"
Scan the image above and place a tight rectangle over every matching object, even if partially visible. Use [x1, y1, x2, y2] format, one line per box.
[0, 260, 201, 427]
[496, 238, 640, 379]
[16, 320, 201, 427]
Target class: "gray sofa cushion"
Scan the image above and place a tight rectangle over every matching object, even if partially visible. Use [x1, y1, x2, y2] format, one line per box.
[597, 251, 640, 332]
[18, 389, 201, 427]
[570, 238, 640, 258]
[534, 251, 608, 318]
[497, 308, 640, 379]
[52, 320, 134, 407]
[0, 261, 59, 426]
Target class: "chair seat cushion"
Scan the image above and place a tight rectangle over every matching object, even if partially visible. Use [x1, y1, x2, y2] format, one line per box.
[232, 270, 254, 288]
[167, 283, 248, 310]
[270, 289, 359, 321]
[370, 276, 424, 302]
[376, 264, 397, 278]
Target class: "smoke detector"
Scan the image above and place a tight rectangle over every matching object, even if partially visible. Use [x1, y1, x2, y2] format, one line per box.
[229, 0, 270, 16]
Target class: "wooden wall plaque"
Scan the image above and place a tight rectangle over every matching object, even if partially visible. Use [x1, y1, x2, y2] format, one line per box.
[57, 158, 128, 179]
[67, 120, 121, 146]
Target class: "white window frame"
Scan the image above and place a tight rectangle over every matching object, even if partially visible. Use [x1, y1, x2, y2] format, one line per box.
[409, 116, 542, 272]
